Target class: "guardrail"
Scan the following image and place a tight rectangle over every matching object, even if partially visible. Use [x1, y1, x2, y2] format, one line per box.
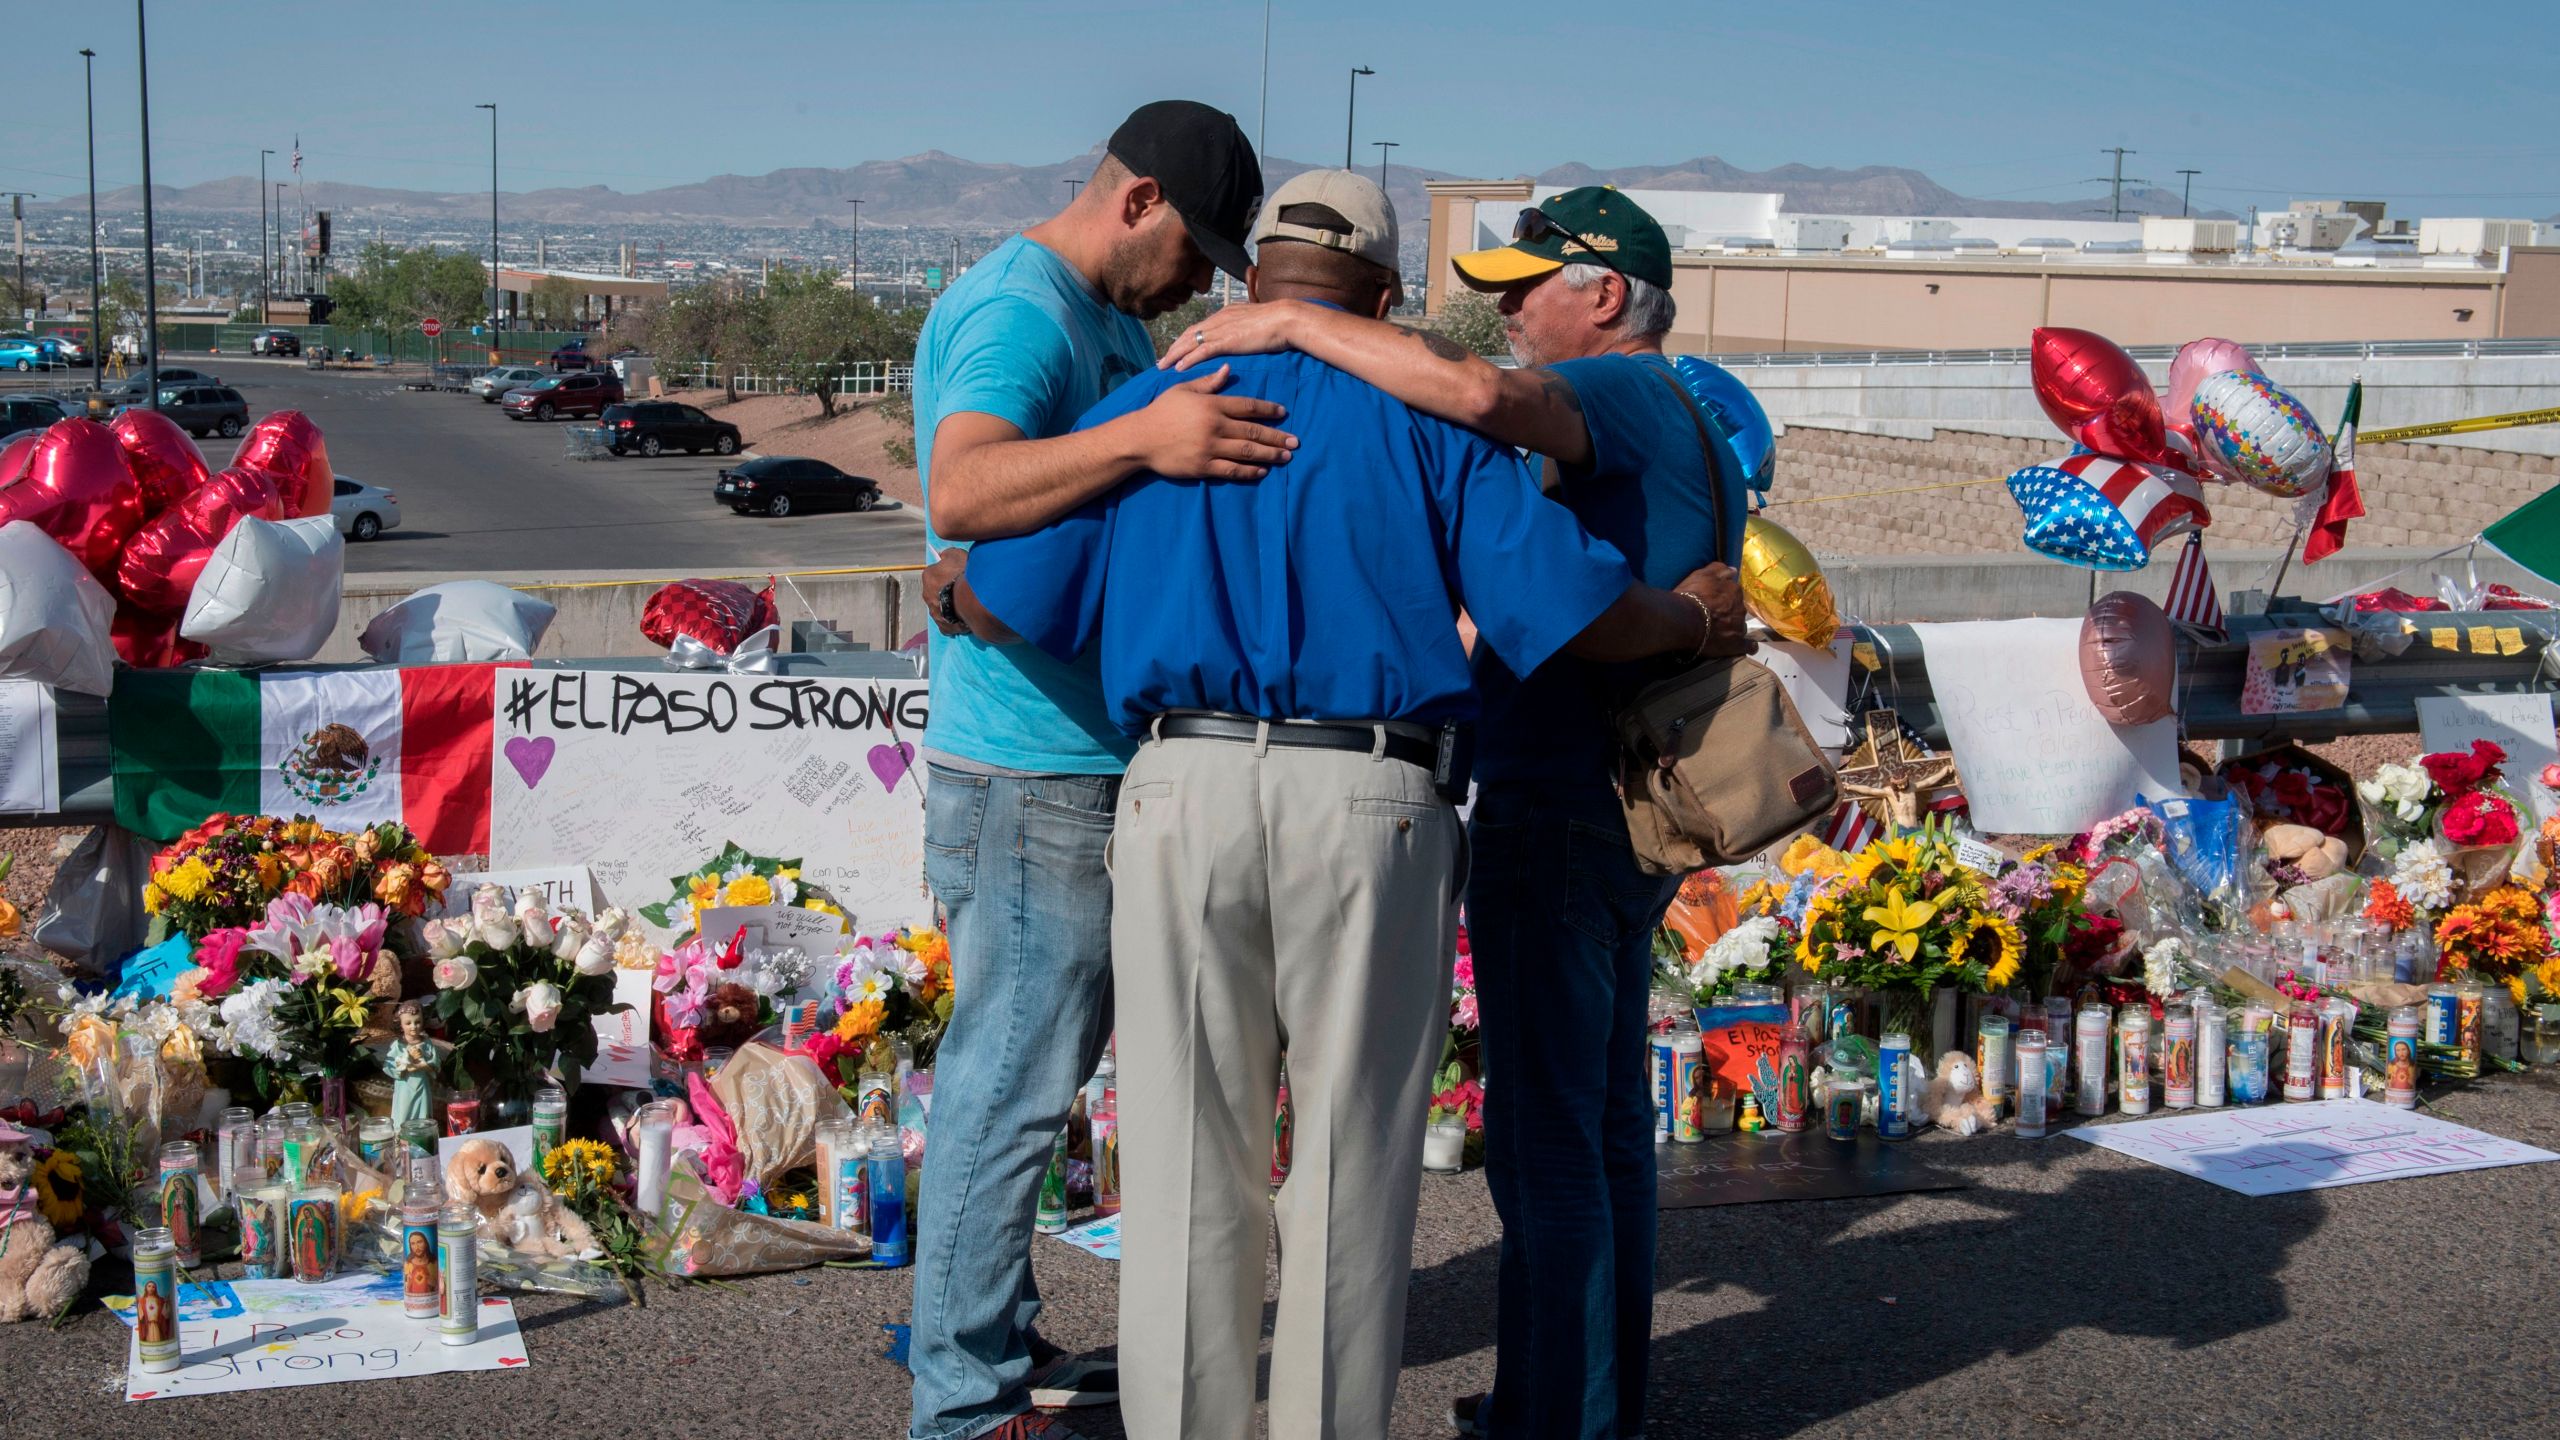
[1696, 337, 2560, 370]
[668, 360, 912, 397]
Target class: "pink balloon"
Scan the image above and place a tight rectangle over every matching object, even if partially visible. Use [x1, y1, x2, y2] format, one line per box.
[2080, 591, 2177, 725]
[234, 411, 333, 520]
[2031, 327, 2178, 470]
[115, 466, 284, 616]
[2164, 337, 2263, 467]
[10, 419, 146, 579]
[110, 408, 214, 517]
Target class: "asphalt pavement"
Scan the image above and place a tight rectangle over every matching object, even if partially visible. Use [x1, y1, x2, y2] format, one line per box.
[124, 360, 927, 577]
[8, 1071, 2556, 1439]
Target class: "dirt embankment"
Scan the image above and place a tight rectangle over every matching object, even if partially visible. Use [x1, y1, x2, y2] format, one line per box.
[665, 390, 921, 509]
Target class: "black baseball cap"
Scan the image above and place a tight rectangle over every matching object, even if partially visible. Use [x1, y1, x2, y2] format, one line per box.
[1106, 100, 1263, 281]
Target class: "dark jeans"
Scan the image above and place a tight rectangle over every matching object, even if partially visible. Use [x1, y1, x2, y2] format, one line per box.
[1467, 783, 1679, 1440]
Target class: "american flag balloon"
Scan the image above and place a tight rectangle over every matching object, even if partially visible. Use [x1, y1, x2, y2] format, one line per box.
[2005, 452, 2212, 571]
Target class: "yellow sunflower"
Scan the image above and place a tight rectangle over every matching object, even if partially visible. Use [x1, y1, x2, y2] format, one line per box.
[33, 1149, 83, 1228]
[541, 1139, 620, 1196]
[1949, 914, 2027, 990]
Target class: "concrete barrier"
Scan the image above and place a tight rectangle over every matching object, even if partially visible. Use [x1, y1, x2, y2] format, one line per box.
[317, 566, 928, 662]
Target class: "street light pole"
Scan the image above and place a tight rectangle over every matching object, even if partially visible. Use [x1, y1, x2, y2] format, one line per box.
[477, 103, 498, 345]
[260, 148, 274, 322]
[136, 0, 160, 403]
[1374, 140, 1398, 191]
[82, 48, 102, 390]
[274, 183, 288, 298]
[1344, 66, 1374, 171]
[1256, 0, 1272, 166]
[844, 197, 861, 284]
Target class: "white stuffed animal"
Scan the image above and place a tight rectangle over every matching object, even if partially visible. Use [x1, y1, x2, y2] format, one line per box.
[1923, 1051, 1999, 1136]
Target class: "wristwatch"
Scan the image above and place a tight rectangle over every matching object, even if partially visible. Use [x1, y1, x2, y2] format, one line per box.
[936, 580, 962, 628]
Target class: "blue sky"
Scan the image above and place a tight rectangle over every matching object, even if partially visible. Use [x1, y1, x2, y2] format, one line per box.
[9, 1, 2557, 217]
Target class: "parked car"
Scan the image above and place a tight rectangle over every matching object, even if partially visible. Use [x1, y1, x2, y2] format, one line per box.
[106, 366, 221, 401]
[0, 339, 50, 371]
[36, 337, 85, 367]
[714, 456, 882, 517]
[131, 384, 251, 438]
[471, 365, 549, 401]
[502, 370, 622, 420]
[549, 341, 593, 371]
[329, 476, 402, 542]
[251, 329, 302, 357]
[0, 393, 71, 440]
[602, 401, 742, 457]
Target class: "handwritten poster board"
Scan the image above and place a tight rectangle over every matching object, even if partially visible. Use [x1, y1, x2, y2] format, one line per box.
[2418, 693, 2560, 825]
[428, 867, 599, 920]
[1696, 1000, 1788, 1103]
[489, 670, 932, 946]
[1910, 619, 2182, 835]
[122, 1274, 528, 1401]
[2065, 1099, 2558, 1197]
[0, 679, 59, 814]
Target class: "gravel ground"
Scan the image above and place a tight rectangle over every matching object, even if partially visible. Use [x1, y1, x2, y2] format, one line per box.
[7, 1070, 2556, 1440]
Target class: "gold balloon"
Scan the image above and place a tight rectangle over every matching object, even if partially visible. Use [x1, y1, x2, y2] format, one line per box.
[1740, 515, 1839, 649]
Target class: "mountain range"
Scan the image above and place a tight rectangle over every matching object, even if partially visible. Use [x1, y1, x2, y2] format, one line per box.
[47, 149, 2218, 229]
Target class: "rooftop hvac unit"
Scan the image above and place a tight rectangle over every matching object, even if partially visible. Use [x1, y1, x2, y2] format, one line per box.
[2143, 216, 2240, 252]
[1772, 216, 1849, 251]
[2418, 218, 2536, 255]
[1886, 218, 1957, 243]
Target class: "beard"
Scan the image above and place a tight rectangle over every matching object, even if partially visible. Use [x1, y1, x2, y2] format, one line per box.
[1099, 244, 1196, 320]
[1504, 320, 1544, 369]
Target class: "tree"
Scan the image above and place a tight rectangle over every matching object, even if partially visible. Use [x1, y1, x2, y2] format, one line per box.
[328, 241, 493, 341]
[753, 267, 928, 417]
[526, 275, 584, 330]
[94, 275, 143, 354]
[1432, 291, 1511, 360]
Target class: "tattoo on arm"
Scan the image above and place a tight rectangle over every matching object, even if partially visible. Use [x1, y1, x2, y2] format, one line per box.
[1535, 368, 1585, 417]
[1397, 324, 1472, 364]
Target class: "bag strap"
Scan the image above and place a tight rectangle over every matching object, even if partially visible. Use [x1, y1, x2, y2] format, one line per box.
[1638, 357, 1729, 567]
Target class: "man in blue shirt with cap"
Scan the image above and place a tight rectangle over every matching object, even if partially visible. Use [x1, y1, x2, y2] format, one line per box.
[1165, 185, 1746, 1440]
[936, 172, 1745, 1440]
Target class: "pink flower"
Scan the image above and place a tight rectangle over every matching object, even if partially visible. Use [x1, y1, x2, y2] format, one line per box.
[1453, 994, 1479, 1031]
[1452, 954, 1475, 991]
[2541, 763, 2560, 791]
[193, 928, 248, 997]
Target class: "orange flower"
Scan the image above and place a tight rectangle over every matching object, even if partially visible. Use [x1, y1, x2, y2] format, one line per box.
[374, 861, 421, 914]
[2434, 885, 2547, 985]
[2363, 880, 2415, 933]
[0, 896, 18, 940]
[833, 1000, 885, 1042]
[254, 851, 286, 892]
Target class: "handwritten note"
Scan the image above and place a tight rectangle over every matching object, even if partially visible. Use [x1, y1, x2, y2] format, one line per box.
[0, 680, 59, 814]
[123, 1275, 527, 1400]
[488, 671, 933, 946]
[1911, 619, 2182, 835]
[590, 969, 658, 1090]
[1758, 638, 1856, 752]
[2418, 693, 2560, 824]
[2065, 1099, 2558, 1196]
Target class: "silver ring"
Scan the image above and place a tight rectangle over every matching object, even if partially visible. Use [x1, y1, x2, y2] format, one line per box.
[1193, 329, 1204, 344]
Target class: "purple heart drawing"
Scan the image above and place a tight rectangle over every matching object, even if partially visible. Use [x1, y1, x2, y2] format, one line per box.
[868, 741, 916, 791]
[505, 735, 557, 790]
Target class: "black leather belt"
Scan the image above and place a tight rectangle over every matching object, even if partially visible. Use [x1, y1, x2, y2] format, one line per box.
[1154, 713, 1438, 772]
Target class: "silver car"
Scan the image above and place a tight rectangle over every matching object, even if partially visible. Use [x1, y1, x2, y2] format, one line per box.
[329, 476, 402, 542]
[472, 365, 550, 402]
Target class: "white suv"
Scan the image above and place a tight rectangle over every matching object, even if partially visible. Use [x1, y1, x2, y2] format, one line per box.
[471, 365, 550, 402]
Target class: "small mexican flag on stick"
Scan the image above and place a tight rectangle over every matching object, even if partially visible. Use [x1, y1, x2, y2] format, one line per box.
[2302, 376, 2367, 565]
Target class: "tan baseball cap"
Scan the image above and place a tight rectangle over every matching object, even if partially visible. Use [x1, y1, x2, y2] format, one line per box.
[1250, 169, 1399, 273]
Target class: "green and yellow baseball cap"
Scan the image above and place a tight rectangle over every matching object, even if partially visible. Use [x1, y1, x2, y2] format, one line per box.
[1452, 185, 1673, 292]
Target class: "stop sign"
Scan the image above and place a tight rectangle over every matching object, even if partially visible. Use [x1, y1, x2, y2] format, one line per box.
[420, 317, 444, 338]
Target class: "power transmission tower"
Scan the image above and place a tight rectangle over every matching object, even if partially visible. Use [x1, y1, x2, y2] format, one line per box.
[2089, 148, 2146, 221]
[2175, 169, 2201, 218]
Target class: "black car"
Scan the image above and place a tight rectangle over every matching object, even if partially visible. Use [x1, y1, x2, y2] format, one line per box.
[602, 401, 742, 457]
[0, 393, 71, 441]
[143, 384, 252, 438]
[251, 329, 302, 356]
[714, 456, 882, 517]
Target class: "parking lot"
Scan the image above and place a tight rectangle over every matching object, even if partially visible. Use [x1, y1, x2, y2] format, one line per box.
[9, 359, 925, 576]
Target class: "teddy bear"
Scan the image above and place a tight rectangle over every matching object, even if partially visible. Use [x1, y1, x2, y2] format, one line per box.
[444, 1137, 524, 1226]
[497, 1183, 599, 1260]
[442, 1136, 599, 1259]
[2263, 822, 2350, 882]
[0, 1123, 92, 1322]
[1923, 1051, 1999, 1137]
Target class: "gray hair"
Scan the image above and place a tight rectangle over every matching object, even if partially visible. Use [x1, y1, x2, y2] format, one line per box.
[1559, 262, 1676, 338]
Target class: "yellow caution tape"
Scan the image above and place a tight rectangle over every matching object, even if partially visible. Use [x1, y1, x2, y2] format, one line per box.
[2362, 406, 2560, 446]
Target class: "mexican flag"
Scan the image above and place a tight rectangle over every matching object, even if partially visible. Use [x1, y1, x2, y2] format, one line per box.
[110, 663, 523, 853]
[2483, 488, 2560, 595]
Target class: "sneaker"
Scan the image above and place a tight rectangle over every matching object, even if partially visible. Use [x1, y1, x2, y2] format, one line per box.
[1027, 1355, 1118, 1411]
[980, 1416, 1088, 1440]
[1449, 1393, 1487, 1436]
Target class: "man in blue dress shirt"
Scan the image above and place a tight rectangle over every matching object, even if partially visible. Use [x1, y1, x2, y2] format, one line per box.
[936, 172, 1745, 1440]
[1163, 186, 1747, 1440]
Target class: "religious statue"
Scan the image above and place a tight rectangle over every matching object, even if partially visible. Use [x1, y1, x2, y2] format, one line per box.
[380, 1001, 446, 1135]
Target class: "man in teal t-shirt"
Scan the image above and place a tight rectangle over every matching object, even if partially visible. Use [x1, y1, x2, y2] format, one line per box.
[904, 100, 1290, 1440]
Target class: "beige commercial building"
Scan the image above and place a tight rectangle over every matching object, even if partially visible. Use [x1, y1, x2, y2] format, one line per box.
[1425, 179, 2560, 354]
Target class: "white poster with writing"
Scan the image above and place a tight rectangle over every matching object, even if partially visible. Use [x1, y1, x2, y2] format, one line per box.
[427, 867, 600, 920]
[1911, 619, 2183, 835]
[2065, 1099, 2557, 1197]
[2418, 693, 2560, 825]
[123, 1274, 527, 1401]
[0, 679, 59, 814]
[489, 670, 932, 945]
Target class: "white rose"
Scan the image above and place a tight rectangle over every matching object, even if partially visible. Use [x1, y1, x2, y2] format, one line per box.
[515, 899, 555, 947]
[594, 907, 631, 940]
[476, 914, 519, 952]
[432, 954, 480, 991]
[551, 916, 592, 962]
[574, 934, 616, 976]
[514, 981, 564, 1034]
[470, 884, 509, 923]
[424, 919, 466, 959]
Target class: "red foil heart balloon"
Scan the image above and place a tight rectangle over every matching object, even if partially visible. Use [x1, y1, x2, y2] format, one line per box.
[116, 466, 284, 615]
[16, 419, 146, 578]
[234, 411, 332, 519]
[2030, 327, 2178, 471]
[112, 600, 209, 668]
[110, 408, 214, 516]
[0, 431, 37, 491]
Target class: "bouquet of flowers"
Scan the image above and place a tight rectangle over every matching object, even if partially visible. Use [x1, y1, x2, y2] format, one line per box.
[1671, 913, 1795, 1004]
[420, 885, 631, 1099]
[144, 815, 451, 940]
[1981, 844, 2091, 999]
[637, 841, 844, 941]
[1794, 825, 2025, 1013]
[2433, 885, 2555, 1004]
[651, 931, 764, 1063]
[819, 928, 952, 1063]
[146, 895, 402, 1098]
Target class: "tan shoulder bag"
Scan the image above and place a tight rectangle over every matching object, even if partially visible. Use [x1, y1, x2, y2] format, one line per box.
[1611, 364, 1839, 875]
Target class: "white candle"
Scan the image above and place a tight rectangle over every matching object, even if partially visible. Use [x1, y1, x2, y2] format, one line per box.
[634, 1103, 675, 1218]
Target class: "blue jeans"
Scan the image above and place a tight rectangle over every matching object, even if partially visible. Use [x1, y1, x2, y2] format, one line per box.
[908, 763, 1119, 1440]
[1467, 784, 1678, 1440]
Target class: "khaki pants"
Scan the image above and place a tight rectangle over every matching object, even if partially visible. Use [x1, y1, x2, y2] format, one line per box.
[1111, 726, 1462, 1440]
